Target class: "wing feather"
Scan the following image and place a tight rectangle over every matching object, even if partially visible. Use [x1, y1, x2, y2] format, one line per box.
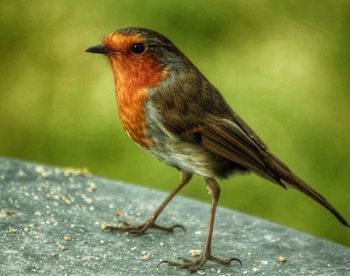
[196, 120, 284, 185]
[150, 72, 349, 226]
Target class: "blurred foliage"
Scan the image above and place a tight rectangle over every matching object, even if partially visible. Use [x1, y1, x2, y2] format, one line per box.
[0, 0, 349, 246]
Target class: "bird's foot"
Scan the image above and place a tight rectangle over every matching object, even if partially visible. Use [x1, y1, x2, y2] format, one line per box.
[159, 254, 241, 272]
[102, 220, 185, 235]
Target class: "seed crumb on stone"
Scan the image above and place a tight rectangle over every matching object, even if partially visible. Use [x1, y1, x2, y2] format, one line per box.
[62, 167, 91, 176]
[101, 223, 107, 230]
[114, 208, 125, 216]
[276, 256, 286, 263]
[0, 209, 16, 217]
[64, 235, 72, 241]
[101, 222, 125, 230]
[81, 195, 93, 204]
[60, 195, 72, 205]
[35, 166, 51, 177]
[87, 182, 97, 192]
[189, 249, 201, 257]
[8, 227, 17, 234]
[57, 242, 65, 250]
[34, 211, 41, 216]
[140, 252, 150, 261]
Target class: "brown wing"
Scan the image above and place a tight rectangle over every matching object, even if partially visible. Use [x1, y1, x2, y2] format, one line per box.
[183, 118, 285, 186]
[151, 73, 349, 227]
[150, 67, 284, 184]
[151, 71, 285, 185]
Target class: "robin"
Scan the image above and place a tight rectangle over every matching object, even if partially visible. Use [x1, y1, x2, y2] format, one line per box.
[86, 27, 349, 271]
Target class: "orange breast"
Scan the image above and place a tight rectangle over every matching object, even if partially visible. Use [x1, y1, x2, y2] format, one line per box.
[116, 86, 150, 147]
[107, 47, 167, 148]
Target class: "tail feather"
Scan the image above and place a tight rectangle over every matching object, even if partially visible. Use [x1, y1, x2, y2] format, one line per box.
[268, 155, 349, 227]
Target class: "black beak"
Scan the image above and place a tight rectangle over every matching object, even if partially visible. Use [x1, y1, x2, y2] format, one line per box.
[85, 44, 110, 54]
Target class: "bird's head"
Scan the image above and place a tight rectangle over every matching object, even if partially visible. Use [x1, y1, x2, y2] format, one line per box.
[86, 27, 185, 88]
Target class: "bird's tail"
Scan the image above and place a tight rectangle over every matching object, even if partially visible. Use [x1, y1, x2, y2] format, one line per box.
[267, 154, 349, 227]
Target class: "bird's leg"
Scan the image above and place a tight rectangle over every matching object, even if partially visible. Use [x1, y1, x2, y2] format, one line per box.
[104, 171, 192, 235]
[159, 178, 241, 272]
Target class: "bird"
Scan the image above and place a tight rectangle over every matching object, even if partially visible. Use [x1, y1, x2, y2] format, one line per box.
[86, 27, 349, 272]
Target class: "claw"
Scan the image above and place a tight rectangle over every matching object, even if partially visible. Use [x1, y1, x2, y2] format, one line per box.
[102, 220, 185, 235]
[157, 260, 170, 267]
[209, 255, 242, 266]
[151, 223, 186, 233]
[160, 254, 241, 271]
[177, 257, 192, 263]
[229, 257, 242, 266]
[171, 224, 186, 232]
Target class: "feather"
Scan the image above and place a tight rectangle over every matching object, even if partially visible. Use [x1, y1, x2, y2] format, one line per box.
[150, 65, 348, 226]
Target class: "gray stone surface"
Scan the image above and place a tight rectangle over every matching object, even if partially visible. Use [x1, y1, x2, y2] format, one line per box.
[0, 157, 349, 275]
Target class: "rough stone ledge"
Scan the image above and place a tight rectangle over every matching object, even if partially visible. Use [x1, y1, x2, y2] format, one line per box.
[0, 157, 349, 275]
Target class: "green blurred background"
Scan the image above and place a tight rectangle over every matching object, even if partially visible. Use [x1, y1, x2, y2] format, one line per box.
[1, 0, 349, 246]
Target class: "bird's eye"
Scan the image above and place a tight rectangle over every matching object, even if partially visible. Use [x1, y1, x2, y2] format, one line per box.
[130, 43, 146, 54]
